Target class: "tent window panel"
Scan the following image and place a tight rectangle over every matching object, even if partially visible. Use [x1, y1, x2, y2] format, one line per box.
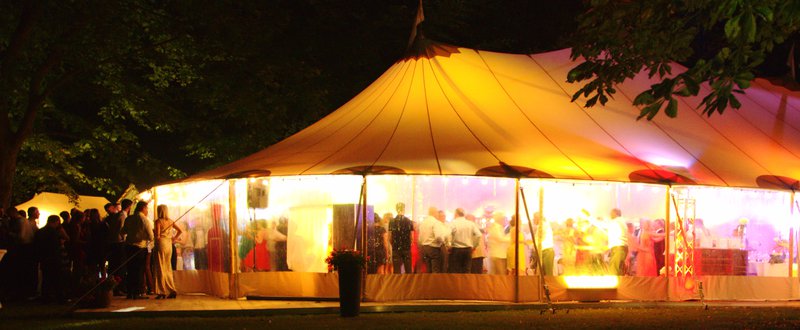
[539, 181, 666, 277]
[367, 175, 516, 276]
[234, 176, 361, 274]
[154, 181, 230, 273]
[673, 186, 794, 277]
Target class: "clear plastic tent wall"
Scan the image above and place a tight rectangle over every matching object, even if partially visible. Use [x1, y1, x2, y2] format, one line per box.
[152, 180, 232, 297]
[148, 176, 799, 302]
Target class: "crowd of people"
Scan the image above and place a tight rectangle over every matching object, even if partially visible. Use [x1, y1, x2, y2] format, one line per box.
[367, 203, 491, 275]
[0, 200, 185, 305]
[365, 204, 669, 277]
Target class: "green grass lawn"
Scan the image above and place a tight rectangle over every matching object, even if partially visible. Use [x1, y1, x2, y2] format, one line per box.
[2, 302, 799, 329]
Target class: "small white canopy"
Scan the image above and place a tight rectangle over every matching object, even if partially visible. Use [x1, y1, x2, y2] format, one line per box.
[16, 192, 111, 228]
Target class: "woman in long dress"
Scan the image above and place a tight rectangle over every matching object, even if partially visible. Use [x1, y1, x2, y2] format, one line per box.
[242, 220, 270, 271]
[637, 219, 658, 276]
[153, 205, 183, 299]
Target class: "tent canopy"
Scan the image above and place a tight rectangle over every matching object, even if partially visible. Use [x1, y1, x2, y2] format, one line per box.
[16, 192, 110, 228]
[191, 38, 800, 189]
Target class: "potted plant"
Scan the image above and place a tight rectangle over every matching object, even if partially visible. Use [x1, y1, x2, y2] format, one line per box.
[326, 249, 367, 317]
[94, 276, 120, 308]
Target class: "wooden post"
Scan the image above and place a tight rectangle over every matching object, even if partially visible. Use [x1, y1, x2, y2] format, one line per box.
[228, 180, 238, 299]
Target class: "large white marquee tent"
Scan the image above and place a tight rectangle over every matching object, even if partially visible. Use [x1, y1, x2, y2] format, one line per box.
[151, 36, 800, 302]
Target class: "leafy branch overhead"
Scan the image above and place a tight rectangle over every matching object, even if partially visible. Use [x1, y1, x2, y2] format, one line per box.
[0, 1, 416, 206]
[568, 0, 800, 120]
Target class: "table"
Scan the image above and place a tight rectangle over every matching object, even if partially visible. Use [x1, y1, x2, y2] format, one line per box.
[695, 248, 748, 275]
[752, 262, 791, 277]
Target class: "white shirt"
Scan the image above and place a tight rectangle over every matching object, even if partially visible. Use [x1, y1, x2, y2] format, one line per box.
[418, 216, 448, 248]
[605, 216, 628, 248]
[123, 211, 154, 249]
[487, 223, 510, 259]
[118, 211, 128, 241]
[449, 217, 481, 249]
[18, 218, 36, 244]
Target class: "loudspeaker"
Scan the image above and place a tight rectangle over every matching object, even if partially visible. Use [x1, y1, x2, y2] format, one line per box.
[247, 179, 269, 209]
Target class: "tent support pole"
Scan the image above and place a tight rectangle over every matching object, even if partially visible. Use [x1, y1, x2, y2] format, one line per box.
[411, 175, 417, 274]
[361, 175, 368, 301]
[665, 185, 672, 301]
[539, 182, 545, 302]
[791, 190, 796, 278]
[228, 180, 238, 299]
[790, 227, 795, 278]
[514, 178, 520, 303]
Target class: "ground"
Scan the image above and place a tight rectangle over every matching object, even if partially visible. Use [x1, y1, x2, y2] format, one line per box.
[2, 298, 800, 329]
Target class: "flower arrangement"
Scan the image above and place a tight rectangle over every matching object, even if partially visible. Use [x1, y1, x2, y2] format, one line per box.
[325, 249, 367, 272]
[97, 276, 121, 291]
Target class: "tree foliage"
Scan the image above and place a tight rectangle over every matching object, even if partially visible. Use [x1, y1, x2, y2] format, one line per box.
[0, 1, 204, 206]
[568, 0, 800, 120]
[0, 1, 415, 206]
[1, 1, 584, 206]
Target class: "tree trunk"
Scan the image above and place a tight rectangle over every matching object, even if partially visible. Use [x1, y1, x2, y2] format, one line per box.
[0, 143, 20, 209]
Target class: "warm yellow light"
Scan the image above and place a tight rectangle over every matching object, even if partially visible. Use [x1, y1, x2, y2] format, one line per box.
[564, 276, 619, 289]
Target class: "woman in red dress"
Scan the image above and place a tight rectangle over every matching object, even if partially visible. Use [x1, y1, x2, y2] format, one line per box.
[637, 220, 658, 276]
[242, 223, 270, 271]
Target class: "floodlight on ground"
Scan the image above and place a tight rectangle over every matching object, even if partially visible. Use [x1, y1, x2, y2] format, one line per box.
[563, 276, 619, 289]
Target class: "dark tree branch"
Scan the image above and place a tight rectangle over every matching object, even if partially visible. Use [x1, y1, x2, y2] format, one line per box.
[0, 1, 40, 78]
[0, 2, 41, 142]
[14, 14, 91, 148]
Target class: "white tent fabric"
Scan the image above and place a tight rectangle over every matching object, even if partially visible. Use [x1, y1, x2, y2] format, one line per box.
[191, 40, 800, 189]
[16, 192, 111, 228]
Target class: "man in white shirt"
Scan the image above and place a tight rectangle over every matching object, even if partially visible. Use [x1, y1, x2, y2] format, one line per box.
[121, 201, 154, 299]
[448, 208, 481, 273]
[418, 207, 448, 273]
[606, 208, 629, 275]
